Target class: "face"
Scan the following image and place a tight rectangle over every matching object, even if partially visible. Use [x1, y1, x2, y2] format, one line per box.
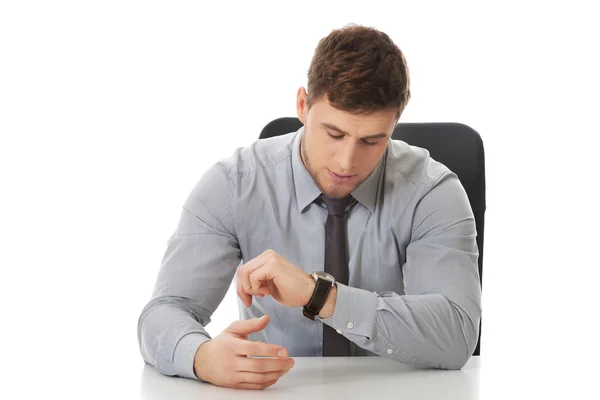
[296, 87, 398, 199]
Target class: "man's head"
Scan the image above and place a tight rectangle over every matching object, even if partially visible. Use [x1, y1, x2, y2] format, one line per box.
[297, 24, 410, 199]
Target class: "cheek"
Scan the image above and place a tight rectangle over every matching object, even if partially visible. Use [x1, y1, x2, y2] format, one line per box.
[352, 151, 379, 176]
[311, 145, 334, 167]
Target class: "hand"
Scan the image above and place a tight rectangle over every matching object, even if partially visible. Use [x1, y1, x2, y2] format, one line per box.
[193, 315, 295, 390]
[237, 249, 315, 308]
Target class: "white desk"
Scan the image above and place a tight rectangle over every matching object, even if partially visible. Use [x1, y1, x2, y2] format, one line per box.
[140, 356, 480, 399]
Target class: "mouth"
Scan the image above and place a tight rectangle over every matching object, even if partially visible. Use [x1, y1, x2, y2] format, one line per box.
[327, 169, 356, 182]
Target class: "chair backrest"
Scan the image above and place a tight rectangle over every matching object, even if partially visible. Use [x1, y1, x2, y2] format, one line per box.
[259, 117, 485, 356]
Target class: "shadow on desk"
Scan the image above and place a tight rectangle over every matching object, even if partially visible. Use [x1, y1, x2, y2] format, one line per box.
[140, 357, 479, 400]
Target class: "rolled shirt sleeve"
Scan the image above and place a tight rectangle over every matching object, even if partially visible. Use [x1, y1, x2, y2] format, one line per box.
[137, 162, 241, 379]
[173, 333, 213, 380]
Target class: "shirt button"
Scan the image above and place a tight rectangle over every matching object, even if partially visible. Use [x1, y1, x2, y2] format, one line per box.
[346, 322, 354, 329]
[387, 348, 393, 354]
[336, 329, 343, 334]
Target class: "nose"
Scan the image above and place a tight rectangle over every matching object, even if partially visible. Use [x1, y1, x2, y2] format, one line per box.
[335, 141, 359, 172]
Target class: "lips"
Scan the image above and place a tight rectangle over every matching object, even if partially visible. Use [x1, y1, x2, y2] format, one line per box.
[332, 172, 353, 178]
[328, 169, 356, 182]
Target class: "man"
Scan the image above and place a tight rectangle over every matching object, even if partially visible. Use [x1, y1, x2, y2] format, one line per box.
[137, 24, 481, 390]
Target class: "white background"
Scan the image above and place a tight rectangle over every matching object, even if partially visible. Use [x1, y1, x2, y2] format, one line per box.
[1, 1, 599, 398]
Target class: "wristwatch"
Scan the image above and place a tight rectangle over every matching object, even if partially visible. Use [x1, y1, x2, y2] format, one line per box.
[302, 271, 336, 320]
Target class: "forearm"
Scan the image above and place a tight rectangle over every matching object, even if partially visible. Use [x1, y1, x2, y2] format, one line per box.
[318, 284, 480, 369]
[137, 296, 212, 380]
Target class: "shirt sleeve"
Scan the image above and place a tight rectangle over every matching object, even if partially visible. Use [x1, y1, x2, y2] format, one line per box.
[137, 162, 241, 380]
[319, 171, 482, 369]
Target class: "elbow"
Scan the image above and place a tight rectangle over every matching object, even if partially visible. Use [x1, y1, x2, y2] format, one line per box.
[427, 334, 472, 370]
[438, 348, 471, 370]
[388, 341, 471, 370]
[441, 313, 480, 370]
[433, 305, 479, 370]
[441, 297, 480, 370]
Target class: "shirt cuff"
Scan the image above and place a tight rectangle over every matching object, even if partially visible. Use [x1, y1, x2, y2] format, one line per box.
[173, 333, 212, 380]
[318, 283, 378, 339]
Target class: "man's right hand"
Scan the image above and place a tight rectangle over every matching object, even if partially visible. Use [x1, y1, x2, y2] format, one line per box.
[192, 314, 295, 390]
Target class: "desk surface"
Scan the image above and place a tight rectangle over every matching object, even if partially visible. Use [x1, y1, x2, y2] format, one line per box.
[140, 356, 481, 399]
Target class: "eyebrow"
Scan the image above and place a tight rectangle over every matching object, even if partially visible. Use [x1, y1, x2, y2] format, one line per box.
[321, 122, 389, 139]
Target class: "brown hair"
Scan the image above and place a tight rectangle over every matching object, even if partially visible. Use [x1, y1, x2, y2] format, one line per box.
[307, 24, 411, 119]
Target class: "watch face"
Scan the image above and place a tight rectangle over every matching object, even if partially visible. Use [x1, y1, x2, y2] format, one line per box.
[313, 271, 335, 283]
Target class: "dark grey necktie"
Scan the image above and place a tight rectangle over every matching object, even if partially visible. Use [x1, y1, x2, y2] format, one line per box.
[320, 194, 354, 356]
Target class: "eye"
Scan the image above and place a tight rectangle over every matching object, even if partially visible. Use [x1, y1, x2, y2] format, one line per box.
[328, 131, 377, 145]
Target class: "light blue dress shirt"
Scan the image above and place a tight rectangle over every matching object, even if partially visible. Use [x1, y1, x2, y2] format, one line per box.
[137, 126, 481, 379]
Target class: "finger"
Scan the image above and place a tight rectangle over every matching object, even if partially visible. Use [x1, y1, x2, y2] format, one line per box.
[237, 356, 295, 373]
[238, 250, 279, 306]
[260, 280, 275, 296]
[242, 249, 277, 272]
[248, 280, 271, 297]
[237, 264, 267, 307]
[240, 250, 275, 279]
[236, 268, 252, 307]
[248, 266, 273, 294]
[238, 340, 290, 359]
[233, 378, 280, 390]
[238, 257, 271, 306]
[225, 315, 269, 337]
[236, 369, 290, 385]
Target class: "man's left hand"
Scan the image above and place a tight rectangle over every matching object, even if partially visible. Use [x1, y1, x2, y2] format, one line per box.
[237, 249, 315, 308]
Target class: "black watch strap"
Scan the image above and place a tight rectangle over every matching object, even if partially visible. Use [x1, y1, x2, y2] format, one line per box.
[302, 277, 332, 320]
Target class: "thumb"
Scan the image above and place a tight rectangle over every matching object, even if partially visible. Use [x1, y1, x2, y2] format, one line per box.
[224, 315, 270, 336]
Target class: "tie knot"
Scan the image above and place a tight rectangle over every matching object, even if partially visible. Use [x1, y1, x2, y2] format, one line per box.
[320, 194, 354, 216]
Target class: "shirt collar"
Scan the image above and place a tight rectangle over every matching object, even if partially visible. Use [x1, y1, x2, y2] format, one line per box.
[292, 127, 323, 213]
[350, 147, 386, 213]
[292, 126, 387, 214]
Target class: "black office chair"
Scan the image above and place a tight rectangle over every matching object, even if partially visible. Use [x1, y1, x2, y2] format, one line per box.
[259, 117, 486, 356]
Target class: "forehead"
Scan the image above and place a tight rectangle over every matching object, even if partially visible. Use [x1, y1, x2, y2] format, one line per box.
[309, 99, 397, 136]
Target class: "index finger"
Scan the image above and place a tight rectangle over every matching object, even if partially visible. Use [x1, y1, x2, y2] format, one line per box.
[238, 250, 275, 302]
[237, 339, 290, 358]
[240, 249, 276, 275]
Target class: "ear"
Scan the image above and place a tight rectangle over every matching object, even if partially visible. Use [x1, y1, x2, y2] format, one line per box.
[296, 87, 308, 124]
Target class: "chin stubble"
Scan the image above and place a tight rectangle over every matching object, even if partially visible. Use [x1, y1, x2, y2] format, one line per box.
[301, 133, 325, 194]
